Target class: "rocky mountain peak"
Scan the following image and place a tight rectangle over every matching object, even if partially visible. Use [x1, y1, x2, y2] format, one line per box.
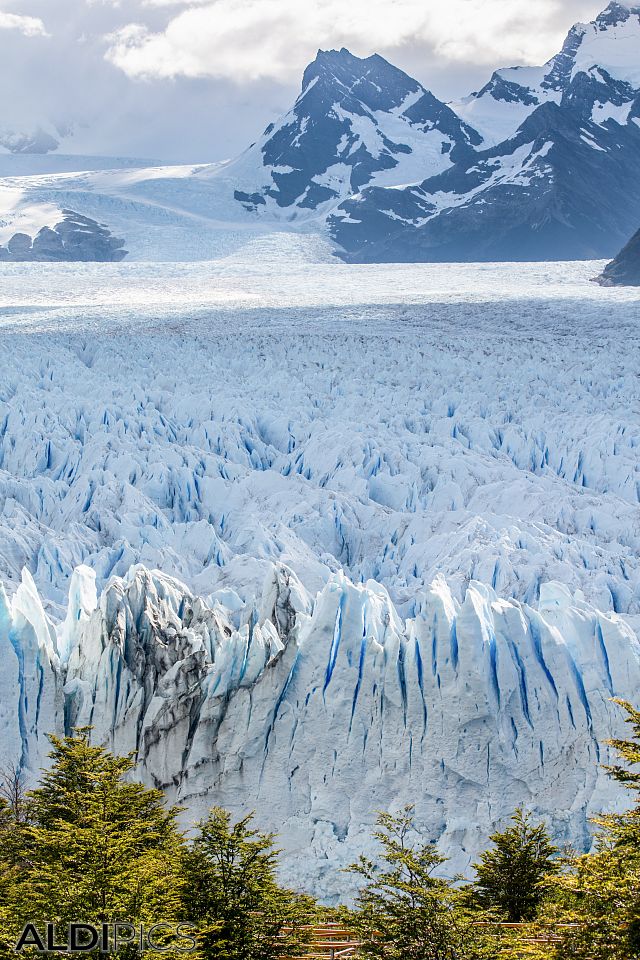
[300, 47, 421, 113]
[594, 1, 640, 28]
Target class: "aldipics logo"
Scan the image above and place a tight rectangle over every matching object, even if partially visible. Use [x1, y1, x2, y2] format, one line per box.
[14, 922, 198, 954]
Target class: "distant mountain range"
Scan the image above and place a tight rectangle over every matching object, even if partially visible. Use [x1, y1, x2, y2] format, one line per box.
[2, 1, 640, 263]
[227, 0, 640, 262]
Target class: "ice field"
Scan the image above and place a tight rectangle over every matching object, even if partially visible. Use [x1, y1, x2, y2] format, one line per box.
[1, 241, 640, 897]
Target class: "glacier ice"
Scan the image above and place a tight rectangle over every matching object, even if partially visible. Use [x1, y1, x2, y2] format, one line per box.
[0, 257, 639, 899]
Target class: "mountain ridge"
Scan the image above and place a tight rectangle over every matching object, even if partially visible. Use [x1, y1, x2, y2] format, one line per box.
[328, 1, 640, 260]
[1, 1, 640, 262]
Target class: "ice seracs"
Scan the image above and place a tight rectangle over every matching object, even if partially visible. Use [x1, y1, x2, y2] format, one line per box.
[2, 560, 639, 901]
[0, 254, 639, 896]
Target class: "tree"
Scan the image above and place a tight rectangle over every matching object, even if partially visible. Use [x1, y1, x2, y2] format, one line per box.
[0, 762, 28, 825]
[184, 806, 314, 960]
[550, 699, 640, 960]
[347, 806, 495, 960]
[0, 796, 18, 958]
[471, 808, 558, 922]
[602, 698, 640, 846]
[0, 730, 185, 956]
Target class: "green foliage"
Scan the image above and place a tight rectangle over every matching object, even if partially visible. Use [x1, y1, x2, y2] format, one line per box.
[183, 806, 314, 960]
[548, 699, 640, 960]
[471, 808, 558, 922]
[548, 841, 639, 960]
[0, 797, 18, 957]
[347, 806, 497, 960]
[0, 730, 184, 957]
[601, 698, 640, 847]
[605, 699, 640, 788]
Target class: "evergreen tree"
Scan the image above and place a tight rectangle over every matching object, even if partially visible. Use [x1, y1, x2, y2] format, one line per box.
[0, 730, 184, 956]
[602, 698, 640, 845]
[0, 797, 17, 958]
[184, 806, 314, 960]
[347, 806, 495, 960]
[551, 699, 640, 960]
[471, 808, 558, 922]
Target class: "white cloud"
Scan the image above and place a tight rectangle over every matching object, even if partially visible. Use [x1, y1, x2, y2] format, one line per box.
[87, 0, 209, 6]
[140, 1, 212, 6]
[104, 0, 606, 83]
[0, 10, 48, 37]
[0, 0, 608, 163]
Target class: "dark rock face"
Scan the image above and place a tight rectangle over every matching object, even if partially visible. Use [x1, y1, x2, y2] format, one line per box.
[597, 227, 640, 285]
[0, 210, 127, 262]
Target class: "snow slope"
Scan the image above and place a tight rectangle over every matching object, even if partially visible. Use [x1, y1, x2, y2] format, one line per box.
[1, 253, 639, 897]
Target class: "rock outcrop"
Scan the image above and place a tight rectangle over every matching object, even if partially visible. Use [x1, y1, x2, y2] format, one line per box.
[0, 210, 127, 262]
[597, 227, 640, 285]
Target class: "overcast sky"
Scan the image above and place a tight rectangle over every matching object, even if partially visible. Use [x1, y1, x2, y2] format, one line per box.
[1, 0, 610, 162]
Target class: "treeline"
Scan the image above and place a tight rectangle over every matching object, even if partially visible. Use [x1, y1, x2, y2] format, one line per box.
[0, 699, 639, 959]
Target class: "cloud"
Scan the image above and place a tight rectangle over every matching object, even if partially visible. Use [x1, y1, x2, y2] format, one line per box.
[0, 0, 608, 164]
[140, 1, 212, 6]
[104, 0, 607, 83]
[0, 10, 48, 37]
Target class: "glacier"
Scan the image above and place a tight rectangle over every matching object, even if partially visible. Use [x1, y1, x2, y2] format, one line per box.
[1, 253, 640, 899]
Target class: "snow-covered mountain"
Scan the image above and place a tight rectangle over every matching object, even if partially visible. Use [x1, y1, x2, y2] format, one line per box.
[203, 3, 640, 262]
[333, 1, 640, 261]
[227, 48, 479, 217]
[0, 209, 126, 262]
[1, 2, 639, 262]
[0, 126, 60, 155]
[451, 1, 640, 147]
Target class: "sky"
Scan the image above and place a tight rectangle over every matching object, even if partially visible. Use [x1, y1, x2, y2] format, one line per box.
[0, 0, 611, 162]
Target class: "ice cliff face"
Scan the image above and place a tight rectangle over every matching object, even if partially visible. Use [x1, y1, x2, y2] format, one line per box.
[0, 570, 63, 775]
[2, 561, 639, 900]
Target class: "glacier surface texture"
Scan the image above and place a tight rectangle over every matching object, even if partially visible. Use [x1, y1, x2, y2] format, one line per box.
[1, 253, 640, 900]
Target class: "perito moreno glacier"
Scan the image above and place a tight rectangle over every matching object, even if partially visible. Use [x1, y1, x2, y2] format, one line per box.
[0, 256, 639, 900]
